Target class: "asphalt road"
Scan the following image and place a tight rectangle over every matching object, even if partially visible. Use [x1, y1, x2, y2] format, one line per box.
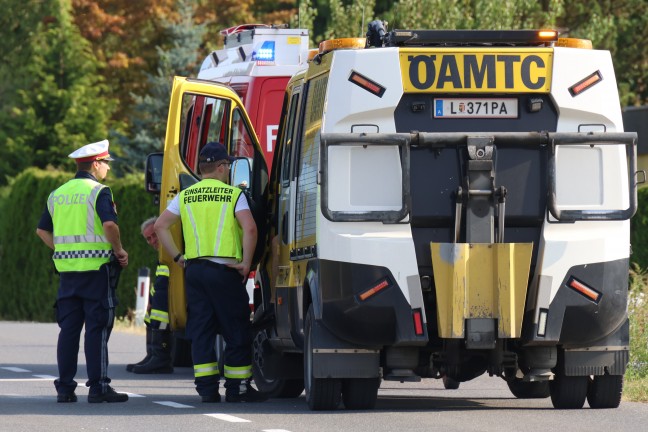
[1, 321, 648, 432]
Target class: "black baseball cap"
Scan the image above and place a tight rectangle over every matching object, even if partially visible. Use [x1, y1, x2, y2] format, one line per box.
[198, 142, 235, 163]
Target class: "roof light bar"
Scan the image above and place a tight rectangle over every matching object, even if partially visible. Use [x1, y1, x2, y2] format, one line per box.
[253, 40, 275, 65]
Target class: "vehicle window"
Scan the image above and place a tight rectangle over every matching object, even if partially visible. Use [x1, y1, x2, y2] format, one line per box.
[231, 108, 255, 159]
[281, 90, 301, 185]
[178, 93, 231, 174]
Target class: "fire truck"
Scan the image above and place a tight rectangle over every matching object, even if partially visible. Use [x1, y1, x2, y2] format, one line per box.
[197, 24, 310, 170]
[147, 26, 638, 410]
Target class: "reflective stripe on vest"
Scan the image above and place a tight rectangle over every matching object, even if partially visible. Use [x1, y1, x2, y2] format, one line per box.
[179, 179, 243, 261]
[48, 179, 113, 272]
[194, 362, 219, 378]
[156, 265, 170, 277]
[223, 364, 252, 379]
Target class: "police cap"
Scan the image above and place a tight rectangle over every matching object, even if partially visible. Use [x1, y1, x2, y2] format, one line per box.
[68, 139, 114, 163]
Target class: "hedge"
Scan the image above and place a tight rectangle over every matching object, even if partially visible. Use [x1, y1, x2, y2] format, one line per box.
[0, 168, 158, 321]
[1, 169, 647, 322]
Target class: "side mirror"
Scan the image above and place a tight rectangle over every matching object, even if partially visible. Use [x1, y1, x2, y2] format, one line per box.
[145, 152, 163, 194]
[231, 158, 252, 193]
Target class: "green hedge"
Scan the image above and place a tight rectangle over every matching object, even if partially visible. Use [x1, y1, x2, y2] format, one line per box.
[0, 168, 158, 321]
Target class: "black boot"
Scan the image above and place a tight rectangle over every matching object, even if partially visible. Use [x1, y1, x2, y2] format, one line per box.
[126, 326, 152, 372]
[225, 380, 268, 403]
[132, 329, 174, 374]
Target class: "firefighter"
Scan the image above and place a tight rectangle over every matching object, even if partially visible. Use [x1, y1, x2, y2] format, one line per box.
[35, 139, 129, 403]
[129, 217, 173, 374]
[154, 141, 266, 403]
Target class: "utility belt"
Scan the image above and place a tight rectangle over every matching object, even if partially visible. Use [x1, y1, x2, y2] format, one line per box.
[186, 258, 238, 273]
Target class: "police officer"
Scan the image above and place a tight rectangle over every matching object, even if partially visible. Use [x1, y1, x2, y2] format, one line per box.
[36, 139, 129, 403]
[155, 141, 266, 403]
[128, 217, 173, 374]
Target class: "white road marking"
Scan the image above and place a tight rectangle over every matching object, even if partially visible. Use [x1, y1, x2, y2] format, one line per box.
[1, 367, 31, 373]
[0, 378, 55, 382]
[32, 375, 57, 379]
[124, 392, 146, 398]
[153, 401, 194, 408]
[204, 413, 251, 423]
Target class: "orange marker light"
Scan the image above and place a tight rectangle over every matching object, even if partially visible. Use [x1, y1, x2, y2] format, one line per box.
[349, 71, 386, 97]
[568, 277, 602, 304]
[359, 279, 390, 301]
[538, 30, 558, 40]
[569, 71, 603, 96]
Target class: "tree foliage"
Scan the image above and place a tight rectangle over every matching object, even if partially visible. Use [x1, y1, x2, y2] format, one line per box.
[119, 0, 207, 170]
[0, 0, 647, 183]
[0, 0, 116, 185]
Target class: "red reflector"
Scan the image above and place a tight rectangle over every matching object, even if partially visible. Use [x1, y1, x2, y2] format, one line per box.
[358, 279, 390, 301]
[569, 71, 603, 96]
[413, 309, 424, 336]
[348, 71, 386, 97]
[568, 277, 602, 303]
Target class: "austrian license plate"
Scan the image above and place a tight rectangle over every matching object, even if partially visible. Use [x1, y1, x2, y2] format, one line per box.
[434, 98, 518, 118]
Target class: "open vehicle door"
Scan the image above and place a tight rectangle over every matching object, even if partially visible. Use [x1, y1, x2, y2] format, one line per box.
[146, 76, 269, 331]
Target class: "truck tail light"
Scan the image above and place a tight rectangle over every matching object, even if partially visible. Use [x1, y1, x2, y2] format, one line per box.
[412, 309, 424, 336]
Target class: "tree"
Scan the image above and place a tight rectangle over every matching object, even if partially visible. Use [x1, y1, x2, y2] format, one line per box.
[324, 0, 376, 40]
[385, 0, 561, 30]
[119, 0, 206, 170]
[0, 0, 116, 185]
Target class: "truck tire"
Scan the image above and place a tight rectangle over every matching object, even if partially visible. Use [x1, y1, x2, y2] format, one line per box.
[342, 378, 380, 410]
[550, 372, 587, 409]
[442, 375, 460, 390]
[587, 375, 623, 409]
[507, 379, 550, 398]
[252, 328, 305, 398]
[304, 305, 341, 410]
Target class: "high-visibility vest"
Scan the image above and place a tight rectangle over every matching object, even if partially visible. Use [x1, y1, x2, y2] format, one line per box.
[47, 178, 113, 272]
[179, 179, 243, 261]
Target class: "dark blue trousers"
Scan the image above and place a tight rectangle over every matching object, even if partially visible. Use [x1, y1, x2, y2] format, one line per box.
[54, 264, 117, 396]
[185, 259, 251, 396]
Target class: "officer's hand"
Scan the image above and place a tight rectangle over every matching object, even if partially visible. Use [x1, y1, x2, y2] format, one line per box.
[228, 262, 250, 283]
[114, 248, 128, 267]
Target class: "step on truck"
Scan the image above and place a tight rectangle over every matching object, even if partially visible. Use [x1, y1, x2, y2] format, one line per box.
[250, 25, 639, 410]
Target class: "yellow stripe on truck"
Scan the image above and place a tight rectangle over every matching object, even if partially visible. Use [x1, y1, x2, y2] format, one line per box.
[400, 48, 553, 93]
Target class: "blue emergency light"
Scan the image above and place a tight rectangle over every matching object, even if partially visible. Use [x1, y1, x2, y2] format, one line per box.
[253, 41, 276, 63]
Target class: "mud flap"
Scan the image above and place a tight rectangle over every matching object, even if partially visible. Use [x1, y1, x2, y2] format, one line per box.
[311, 318, 380, 379]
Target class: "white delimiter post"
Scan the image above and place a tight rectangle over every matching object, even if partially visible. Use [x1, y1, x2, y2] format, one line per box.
[135, 267, 150, 326]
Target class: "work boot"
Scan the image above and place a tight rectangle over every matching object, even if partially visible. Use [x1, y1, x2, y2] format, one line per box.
[132, 329, 173, 374]
[126, 326, 152, 372]
[225, 380, 268, 403]
[88, 386, 129, 403]
[57, 392, 77, 403]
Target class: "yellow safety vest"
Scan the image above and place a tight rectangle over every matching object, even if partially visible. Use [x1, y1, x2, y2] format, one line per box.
[47, 178, 113, 272]
[179, 179, 243, 261]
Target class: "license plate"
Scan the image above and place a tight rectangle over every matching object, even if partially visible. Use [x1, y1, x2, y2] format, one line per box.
[434, 98, 518, 118]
